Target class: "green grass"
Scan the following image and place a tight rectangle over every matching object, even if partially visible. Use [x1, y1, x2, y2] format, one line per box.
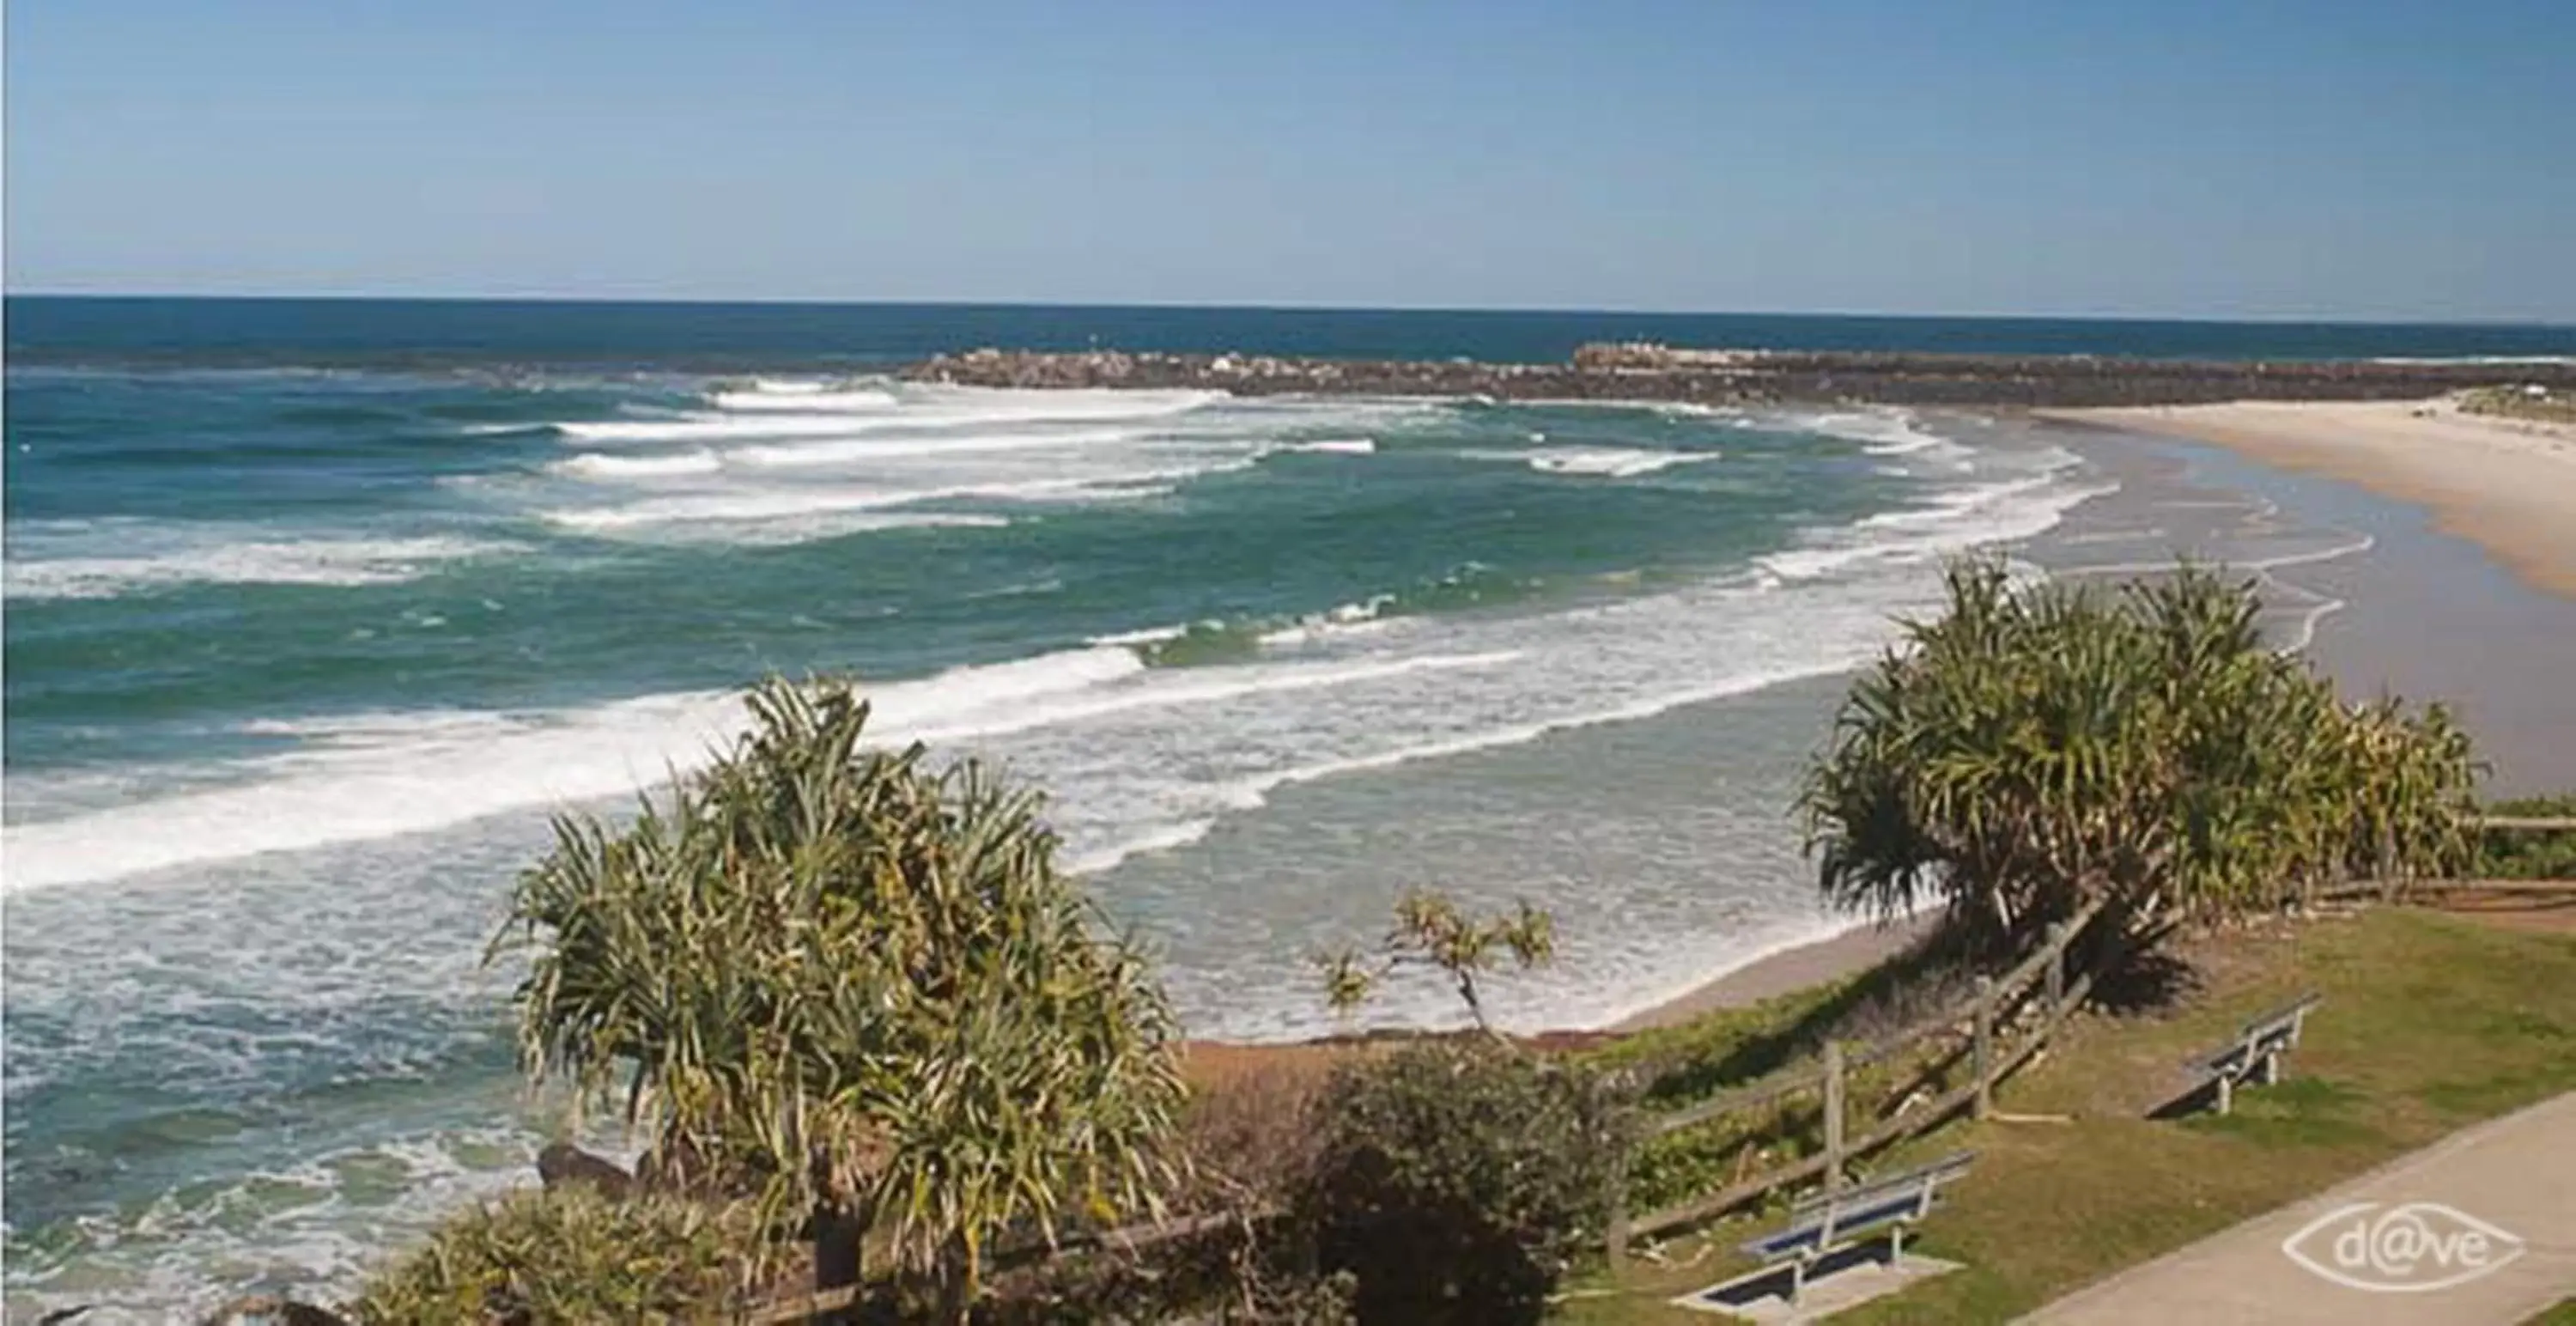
[1550, 908, 2576, 1324]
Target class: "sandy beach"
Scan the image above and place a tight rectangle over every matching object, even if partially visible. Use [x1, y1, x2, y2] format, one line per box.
[2041, 398, 2576, 600]
[1610, 915, 1936, 1031]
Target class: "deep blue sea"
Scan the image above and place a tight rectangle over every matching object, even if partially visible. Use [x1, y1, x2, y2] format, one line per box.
[4, 299, 2566, 1319]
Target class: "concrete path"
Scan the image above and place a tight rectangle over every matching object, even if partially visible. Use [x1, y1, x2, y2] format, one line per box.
[2024, 1091, 2576, 1325]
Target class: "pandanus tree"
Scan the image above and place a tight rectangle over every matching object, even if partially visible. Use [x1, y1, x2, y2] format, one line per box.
[492, 678, 1186, 1321]
[1799, 557, 2479, 956]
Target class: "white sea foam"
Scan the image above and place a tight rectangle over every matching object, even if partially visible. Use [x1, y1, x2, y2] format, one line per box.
[1275, 437, 1376, 455]
[708, 387, 897, 412]
[1793, 408, 1966, 458]
[1256, 594, 1400, 646]
[553, 388, 1225, 448]
[1761, 455, 2111, 582]
[2, 647, 1509, 891]
[729, 426, 1141, 468]
[1087, 623, 1193, 648]
[539, 466, 1220, 533]
[1522, 447, 1717, 477]
[556, 413, 887, 444]
[547, 497, 1009, 534]
[4, 532, 523, 600]
[546, 449, 723, 479]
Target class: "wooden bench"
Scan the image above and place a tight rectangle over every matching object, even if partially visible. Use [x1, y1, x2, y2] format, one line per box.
[1716, 1151, 1976, 1307]
[2187, 992, 2321, 1116]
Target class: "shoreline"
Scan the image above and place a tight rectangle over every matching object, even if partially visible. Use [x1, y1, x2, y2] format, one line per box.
[1606, 912, 1936, 1031]
[2039, 398, 2576, 601]
[1180, 915, 1935, 1080]
[1297, 393, 2576, 1045]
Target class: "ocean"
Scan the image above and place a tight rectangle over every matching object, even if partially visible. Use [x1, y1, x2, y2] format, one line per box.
[6, 298, 2570, 1320]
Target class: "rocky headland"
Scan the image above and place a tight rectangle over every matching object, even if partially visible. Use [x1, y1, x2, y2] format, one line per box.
[902, 342, 2576, 408]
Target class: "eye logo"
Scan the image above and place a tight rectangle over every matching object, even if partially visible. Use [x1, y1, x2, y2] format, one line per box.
[2280, 1201, 2525, 1293]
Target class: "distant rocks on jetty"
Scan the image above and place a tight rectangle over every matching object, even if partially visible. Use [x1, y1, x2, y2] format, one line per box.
[903, 342, 2576, 410]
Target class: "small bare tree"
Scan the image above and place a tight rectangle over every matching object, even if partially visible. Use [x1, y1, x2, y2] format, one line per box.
[1313, 890, 1556, 1032]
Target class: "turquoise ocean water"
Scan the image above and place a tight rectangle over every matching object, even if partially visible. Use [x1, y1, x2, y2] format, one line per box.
[6, 300, 2569, 1319]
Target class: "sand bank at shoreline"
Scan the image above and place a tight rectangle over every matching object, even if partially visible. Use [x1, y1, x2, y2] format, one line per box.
[1182, 918, 1936, 1069]
[2041, 398, 2576, 600]
[1609, 915, 1936, 1031]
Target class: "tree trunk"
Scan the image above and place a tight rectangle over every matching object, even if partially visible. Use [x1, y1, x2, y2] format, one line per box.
[811, 1206, 865, 1325]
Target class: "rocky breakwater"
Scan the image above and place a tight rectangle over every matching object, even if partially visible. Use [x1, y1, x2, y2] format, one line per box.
[903, 344, 2576, 409]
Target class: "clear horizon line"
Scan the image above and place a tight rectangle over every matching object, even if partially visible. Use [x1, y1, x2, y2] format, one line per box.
[7, 289, 2571, 332]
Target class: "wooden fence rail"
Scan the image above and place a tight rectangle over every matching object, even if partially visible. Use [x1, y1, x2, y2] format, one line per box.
[1606, 897, 2106, 1273]
[737, 851, 2564, 1316]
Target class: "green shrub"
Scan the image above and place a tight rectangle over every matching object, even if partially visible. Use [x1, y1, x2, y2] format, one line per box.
[1295, 1043, 1629, 1325]
[2477, 794, 2576, 879]
[1802, 557, 2478, 954]
[349, 1187, 766, 1324]
[495, 678, 1187, 1311]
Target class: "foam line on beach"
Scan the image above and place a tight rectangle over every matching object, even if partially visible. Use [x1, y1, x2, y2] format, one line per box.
[1061, 654, 1864, 878]
[0, 648, 1514, 891]
[3, 531, 526, 600]
[708, 386, 897, 412]
[536, 464, 1230, 532]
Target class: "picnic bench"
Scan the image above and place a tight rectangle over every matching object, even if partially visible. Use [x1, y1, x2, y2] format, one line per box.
[1705, 1151, 1976, 1308]
[2187, 991, 2321, 1116]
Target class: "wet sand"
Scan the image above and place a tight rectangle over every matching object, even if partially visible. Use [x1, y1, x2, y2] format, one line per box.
[1609, 914, 1936, 1031]
[2040, 399, 2576, 599]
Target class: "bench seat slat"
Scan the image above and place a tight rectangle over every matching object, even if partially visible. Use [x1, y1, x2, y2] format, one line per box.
[1740, 1151, 1972, 1262]
[2187, 991, 2321, 1077]
[1789, 1154, 1973, 1220]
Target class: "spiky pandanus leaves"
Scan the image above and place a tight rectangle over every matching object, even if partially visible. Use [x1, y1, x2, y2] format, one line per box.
[493, 677, 1186, 1317]
[1800, 557, 2480, 955]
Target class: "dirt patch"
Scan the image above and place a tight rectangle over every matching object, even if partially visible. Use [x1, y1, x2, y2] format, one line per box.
[2428, 891, 2576, 934]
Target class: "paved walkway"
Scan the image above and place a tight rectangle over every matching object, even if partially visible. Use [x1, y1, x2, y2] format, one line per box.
[2024, 1091, 2576, 1325]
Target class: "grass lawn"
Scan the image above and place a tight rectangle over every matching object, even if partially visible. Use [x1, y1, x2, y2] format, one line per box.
[1552, 905, 2576, 1323]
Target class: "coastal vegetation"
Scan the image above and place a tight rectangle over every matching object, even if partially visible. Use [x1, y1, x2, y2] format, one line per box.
[331, 558, 2563, 1323]
[1800, 557, 2477, 955]
[2460, 383, 2576, 426]
[2481, 794, 2576, 880]
[489, 678, 1187, 1318]
[1311, 890, 1558, 1031]
[350, 1188, 763, 1322]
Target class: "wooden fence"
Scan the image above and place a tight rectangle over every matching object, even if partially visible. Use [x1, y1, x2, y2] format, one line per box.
[1599, 818, 2575, 1276]
[1603, 897, 2109, 1276]
[736, 819, 2576, 1317]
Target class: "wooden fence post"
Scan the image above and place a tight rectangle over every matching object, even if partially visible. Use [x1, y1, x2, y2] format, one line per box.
[1604, 1075, 1630, 1281]
[2044, 920, 2068, 1013]
[1971, 976, 1996, 1120]
[1822, 1039, 1846, 1196]
[1607, 1142, 1631, 1280]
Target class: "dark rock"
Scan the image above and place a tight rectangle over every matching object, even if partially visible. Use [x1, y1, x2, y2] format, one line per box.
[899, 345, 2576, 411]
[536, 1141, 635, 1200]
[197, 1297, 348, 1326]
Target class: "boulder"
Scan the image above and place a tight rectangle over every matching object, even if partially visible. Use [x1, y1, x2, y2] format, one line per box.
[536, 1141, 635, 1200]
[198, 1297, 348, 1326]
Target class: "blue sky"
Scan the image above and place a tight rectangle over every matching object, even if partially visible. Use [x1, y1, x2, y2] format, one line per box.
[8, 1, 2572, 319]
